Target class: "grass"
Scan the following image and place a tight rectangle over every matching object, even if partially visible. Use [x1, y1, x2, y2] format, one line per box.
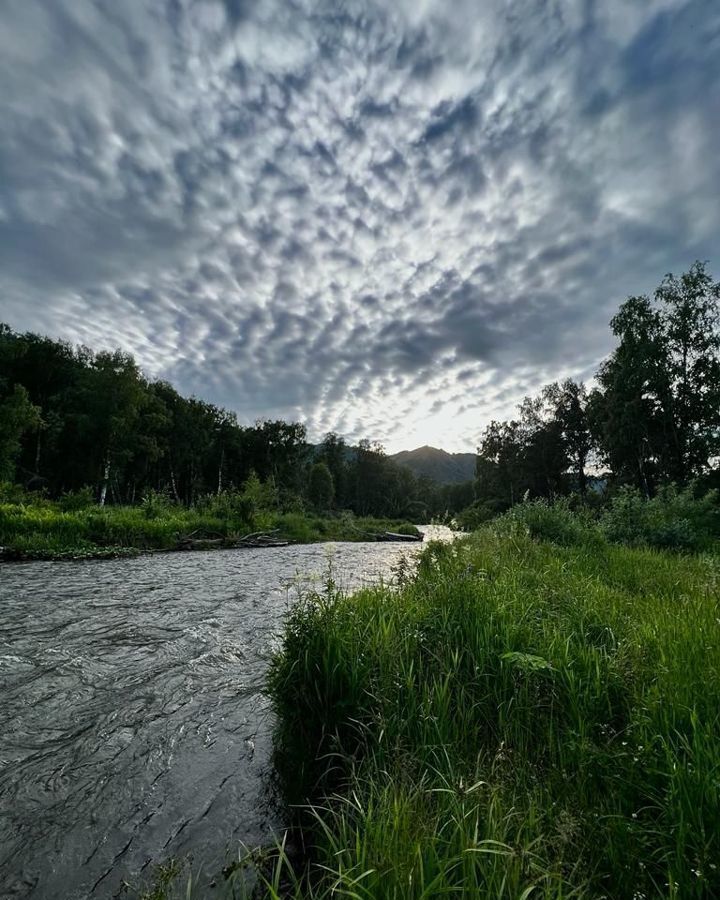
[0, 499, 421, 559]
[264, 521, 720, 898]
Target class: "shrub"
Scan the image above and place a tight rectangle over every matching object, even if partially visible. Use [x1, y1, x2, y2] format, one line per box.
[0, 481, 28, 504]
[141, 489, 174, 520]
[194, 491, 253, 523]
[601, 484, 719, 551]
[502, 497, 602, 547]
[57, 487, 95, 511]
[455, 499, 501, 531]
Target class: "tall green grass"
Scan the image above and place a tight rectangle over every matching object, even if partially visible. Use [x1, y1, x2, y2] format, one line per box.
[0, 498, 421, 558]
[266, 525, 720, 898]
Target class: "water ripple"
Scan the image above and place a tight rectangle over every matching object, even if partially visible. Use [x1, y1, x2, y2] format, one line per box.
[0, 531, 449, 898]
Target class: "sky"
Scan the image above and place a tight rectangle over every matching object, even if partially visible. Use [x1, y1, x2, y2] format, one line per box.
[1, 1, 719, 453]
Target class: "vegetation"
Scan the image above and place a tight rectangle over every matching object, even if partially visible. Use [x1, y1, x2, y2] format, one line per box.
[0, 488, 420, 559]
[0, 326, 470, 523]
[504, 487, 720, 553]
[474, 261, 720, 511]
[3, 263, 720, 893]
[263, 509, 720, 899]
[2, 262, 718, 546]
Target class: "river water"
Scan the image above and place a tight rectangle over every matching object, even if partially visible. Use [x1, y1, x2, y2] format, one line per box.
[0, 529, 449, 899]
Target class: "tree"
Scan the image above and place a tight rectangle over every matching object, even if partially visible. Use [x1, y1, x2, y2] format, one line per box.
[655, 261, 720, 479]
[351, 440, 390, 516]
[476, 396, 568, 508]
[85, 351, 147, 505]
[318, 432, 348, 506]
[593, 262, 720, 490]
[0, 384, 41, 482]
[592, 295, 668, 492]
[308, 461, 334, 510]
[543, 380, 592, 496]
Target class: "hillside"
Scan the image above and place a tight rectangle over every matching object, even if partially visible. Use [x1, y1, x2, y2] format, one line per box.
[391, 445, 476, 484]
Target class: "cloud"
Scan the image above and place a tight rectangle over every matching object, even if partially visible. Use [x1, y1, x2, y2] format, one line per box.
[1, 0, 718, 451]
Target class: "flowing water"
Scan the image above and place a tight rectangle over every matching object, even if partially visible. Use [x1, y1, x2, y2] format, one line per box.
[0, 528, 451, 899]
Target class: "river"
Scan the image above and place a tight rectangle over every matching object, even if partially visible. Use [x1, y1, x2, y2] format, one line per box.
[0, 528, 450, 899]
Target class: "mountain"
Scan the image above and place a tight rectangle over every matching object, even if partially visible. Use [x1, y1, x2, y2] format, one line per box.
[391, 446, 476, 484]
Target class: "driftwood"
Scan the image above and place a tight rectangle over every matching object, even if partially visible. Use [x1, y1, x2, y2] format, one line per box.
[380, 531, 423, 542]
[175, 529, 291, 551]
[350, 528, 423, 543]
[234, 529, 291, 548]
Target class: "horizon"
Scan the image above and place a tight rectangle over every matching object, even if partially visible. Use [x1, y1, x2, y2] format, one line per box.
[1, 2, 719, 453]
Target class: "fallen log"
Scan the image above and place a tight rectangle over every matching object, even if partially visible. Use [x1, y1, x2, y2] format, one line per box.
[349, 529, 423, 542]
[174, 529, 292, 551]
[379, 531, 423, 542]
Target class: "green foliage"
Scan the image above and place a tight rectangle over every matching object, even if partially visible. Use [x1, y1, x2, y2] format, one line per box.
[140, 489, 174, 520]
[241, 470, 279, 517]
[501, 497, 603, 547]
[57, 486, 95, 511]
[475, 382, 585, 511]
[194, 490, 253, 522]
[600, 484, 719, 551]
[0, 492, 421, 558]
[593, 261, 720, 489]
[0, 481, 30, 504]
[267, 528, 720, 899]
[308, 461, 334, 510]
[474, 263, 720, 512]
[0, 383, 41, 480]
[455, 498, 502, 530]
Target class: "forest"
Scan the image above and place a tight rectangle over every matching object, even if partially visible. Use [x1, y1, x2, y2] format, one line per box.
[0, 324, 472, 522]
[1, 261, 719, 540]
[465, 260, 720, 521]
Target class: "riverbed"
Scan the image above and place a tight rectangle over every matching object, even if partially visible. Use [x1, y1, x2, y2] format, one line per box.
[0, 528, 451, 899]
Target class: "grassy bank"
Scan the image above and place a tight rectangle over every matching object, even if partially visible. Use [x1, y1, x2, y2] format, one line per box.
[266, 518, 720, 898]
[0, 499, 420, 560]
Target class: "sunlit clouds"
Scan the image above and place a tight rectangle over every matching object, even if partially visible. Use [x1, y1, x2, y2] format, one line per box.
[1, 0, 718, 450]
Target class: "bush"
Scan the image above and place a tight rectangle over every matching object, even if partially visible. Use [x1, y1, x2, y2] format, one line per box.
[455, 499, 501, 531]
[194, 491, 253, 523]
[0, 481, 28, 504]
[501, 497, 603, 547]
[140, 489, 174, 520]
[57, 487, 95, 511]
[601, 484, 719, 551]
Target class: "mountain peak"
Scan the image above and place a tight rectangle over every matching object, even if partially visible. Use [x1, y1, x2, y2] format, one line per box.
[390, 446, 476, 484]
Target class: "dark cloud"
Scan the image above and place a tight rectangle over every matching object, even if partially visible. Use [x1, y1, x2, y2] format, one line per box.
[1, 0, 719, 450]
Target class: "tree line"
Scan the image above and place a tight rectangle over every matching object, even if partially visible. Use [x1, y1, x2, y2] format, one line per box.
[472, 261, 720, 519]
[2, 262, 717, 521]
[0, 324, 469, 519]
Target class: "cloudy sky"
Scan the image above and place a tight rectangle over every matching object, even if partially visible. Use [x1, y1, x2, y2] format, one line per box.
[1, 0, 718, 452]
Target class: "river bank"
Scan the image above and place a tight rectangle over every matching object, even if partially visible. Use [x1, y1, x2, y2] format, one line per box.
[264, 519, 720, 899]
[0, 500, 423, 561]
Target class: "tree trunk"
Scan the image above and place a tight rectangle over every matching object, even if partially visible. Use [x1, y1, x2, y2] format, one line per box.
[217, 447, 224, 495]
[169, 459, 180, 503]
[99, 453, 111, 506]
[577, 454, 587, 497]
[34, 427, 42, 474]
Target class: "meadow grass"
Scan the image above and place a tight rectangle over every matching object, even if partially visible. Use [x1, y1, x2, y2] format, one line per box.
[265, 523, 720, 899]
[0, 500, 420, 558]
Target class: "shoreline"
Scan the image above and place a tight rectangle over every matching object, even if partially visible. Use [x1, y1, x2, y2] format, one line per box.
[0, 525, 428, 563]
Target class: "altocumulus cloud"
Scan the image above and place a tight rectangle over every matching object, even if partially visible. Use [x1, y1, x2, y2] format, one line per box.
[1, 0, 718, 451]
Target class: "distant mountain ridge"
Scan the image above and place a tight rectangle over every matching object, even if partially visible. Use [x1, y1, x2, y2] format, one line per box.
[391, 445, 476, 484]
